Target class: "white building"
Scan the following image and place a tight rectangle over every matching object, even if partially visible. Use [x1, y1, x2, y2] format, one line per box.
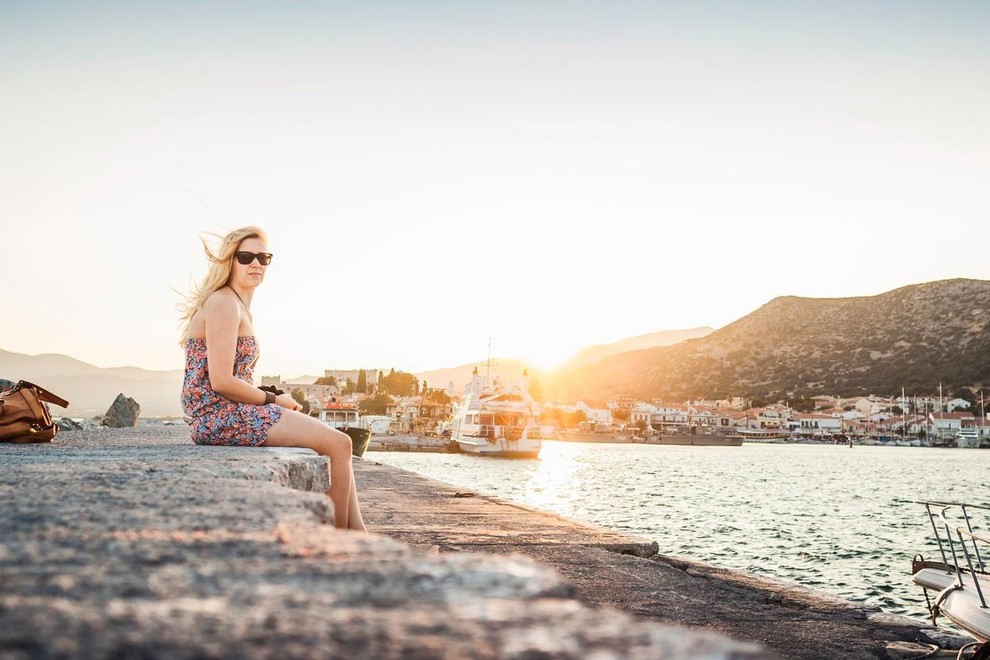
[629, 403, 657, 425]
[946, 397, 971, 413]
[931, 412, 970, 436]
[793, 412, 843, 434]
[575, 401, 611, 424]
[361, 415, 393, 435]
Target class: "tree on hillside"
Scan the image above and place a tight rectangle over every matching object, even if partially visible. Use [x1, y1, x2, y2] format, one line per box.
[357, 369, 367, 394]
[788, 397, 815, 413]
[315, 375, 337, 386]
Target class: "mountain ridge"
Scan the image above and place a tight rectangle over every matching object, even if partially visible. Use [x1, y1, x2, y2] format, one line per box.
[544, 278, 990, 403]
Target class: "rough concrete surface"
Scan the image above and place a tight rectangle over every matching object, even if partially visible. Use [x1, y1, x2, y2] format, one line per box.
[1, 428, 771, 659]
[357, 459, 973, 659]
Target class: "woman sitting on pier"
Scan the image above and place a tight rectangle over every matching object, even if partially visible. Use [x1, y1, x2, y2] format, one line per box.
[179, 226, 366, 531]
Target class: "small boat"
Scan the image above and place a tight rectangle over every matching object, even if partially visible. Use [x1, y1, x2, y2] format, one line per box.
[318, 399, 371, 458]
[450, 368, 550, 458]
[734, 427, 790, 443]
[638, 425, 742, 446]
[910, 501, 990, 648]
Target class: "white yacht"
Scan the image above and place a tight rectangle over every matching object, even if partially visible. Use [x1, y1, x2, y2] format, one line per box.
[956, 428, 981, 449]
[450, 368, 550, 458]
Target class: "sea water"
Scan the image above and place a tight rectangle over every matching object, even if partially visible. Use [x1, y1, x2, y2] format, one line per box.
[372, 441, 990, 623]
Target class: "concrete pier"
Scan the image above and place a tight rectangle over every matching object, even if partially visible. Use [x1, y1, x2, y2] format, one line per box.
[1, 428, 770, 659]
[0, 428, 967, 658]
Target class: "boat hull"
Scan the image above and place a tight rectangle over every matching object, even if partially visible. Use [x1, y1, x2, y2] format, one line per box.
[939, 588, 990, 642]
[914, 565, 990, 641]
[640, 434, 742, 447]
[737, 433, 790, 443]
[556, 431, 632, 444]
[455, 437, 540, 458]
[342, 426, 372, 458]
[368, 434, 460, 453]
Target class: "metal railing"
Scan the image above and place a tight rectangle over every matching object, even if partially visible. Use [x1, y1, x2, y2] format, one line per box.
[466, 424, 553, 442]
[920, 500, 990, 609]
[475, 425, 503, 440]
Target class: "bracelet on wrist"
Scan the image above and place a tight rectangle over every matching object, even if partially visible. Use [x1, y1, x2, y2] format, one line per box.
[264, 391, 276, 405]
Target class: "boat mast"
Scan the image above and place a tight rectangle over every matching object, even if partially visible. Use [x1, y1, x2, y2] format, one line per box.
[981, 390, 986, 443]
[939, 382, 943, 444]
[902, 387, 907, 439]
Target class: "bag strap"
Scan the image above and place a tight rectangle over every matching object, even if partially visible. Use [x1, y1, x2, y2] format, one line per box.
[15, 380, 69, 409]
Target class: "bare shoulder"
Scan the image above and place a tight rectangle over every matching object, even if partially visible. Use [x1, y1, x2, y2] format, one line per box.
[203, 287, 236, 309]
[202, 288, 239, 319]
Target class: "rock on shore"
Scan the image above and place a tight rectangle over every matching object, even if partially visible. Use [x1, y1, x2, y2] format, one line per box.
[101, 393, 140, 427]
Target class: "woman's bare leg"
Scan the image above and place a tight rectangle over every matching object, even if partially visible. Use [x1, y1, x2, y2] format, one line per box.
[347, 467, 366, 531]
[263, 410, 358, 530]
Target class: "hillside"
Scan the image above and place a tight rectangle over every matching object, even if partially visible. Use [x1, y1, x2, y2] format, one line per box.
[557, 327, 714, 371]
[545, 279, 990, 403]
[0, 350, 184, 418]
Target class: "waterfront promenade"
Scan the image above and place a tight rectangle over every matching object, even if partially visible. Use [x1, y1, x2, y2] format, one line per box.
[0, 428, 967, 658]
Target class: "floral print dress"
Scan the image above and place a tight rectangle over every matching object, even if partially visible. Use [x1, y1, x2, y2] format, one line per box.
[182, 336, 283, 446]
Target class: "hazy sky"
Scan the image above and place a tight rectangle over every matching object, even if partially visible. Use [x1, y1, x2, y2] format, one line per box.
[2, 1, 988, 378]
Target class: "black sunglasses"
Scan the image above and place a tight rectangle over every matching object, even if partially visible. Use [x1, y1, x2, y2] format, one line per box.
[235, 251, 273, 266]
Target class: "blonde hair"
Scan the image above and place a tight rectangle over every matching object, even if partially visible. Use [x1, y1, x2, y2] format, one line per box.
[179, 226, 268, 343]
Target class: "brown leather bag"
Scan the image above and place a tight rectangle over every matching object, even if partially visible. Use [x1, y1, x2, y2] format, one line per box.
[0, 380, 70, 443]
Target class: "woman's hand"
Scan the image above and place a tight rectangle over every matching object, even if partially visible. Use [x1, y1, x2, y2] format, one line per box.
[275, 393, 303, 412]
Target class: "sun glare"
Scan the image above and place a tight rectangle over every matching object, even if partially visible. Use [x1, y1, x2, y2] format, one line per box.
[524, 441, 580, 510]
[519, 340, 584, 373]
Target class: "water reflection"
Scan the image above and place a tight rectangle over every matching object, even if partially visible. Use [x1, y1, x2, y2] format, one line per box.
[522, 439, 579, 512]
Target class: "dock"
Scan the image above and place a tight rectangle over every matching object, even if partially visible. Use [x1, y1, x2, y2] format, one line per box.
[367, 433, 459, 453]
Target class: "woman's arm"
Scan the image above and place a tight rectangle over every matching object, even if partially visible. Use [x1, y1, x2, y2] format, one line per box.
[202, 291, 269, 405]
